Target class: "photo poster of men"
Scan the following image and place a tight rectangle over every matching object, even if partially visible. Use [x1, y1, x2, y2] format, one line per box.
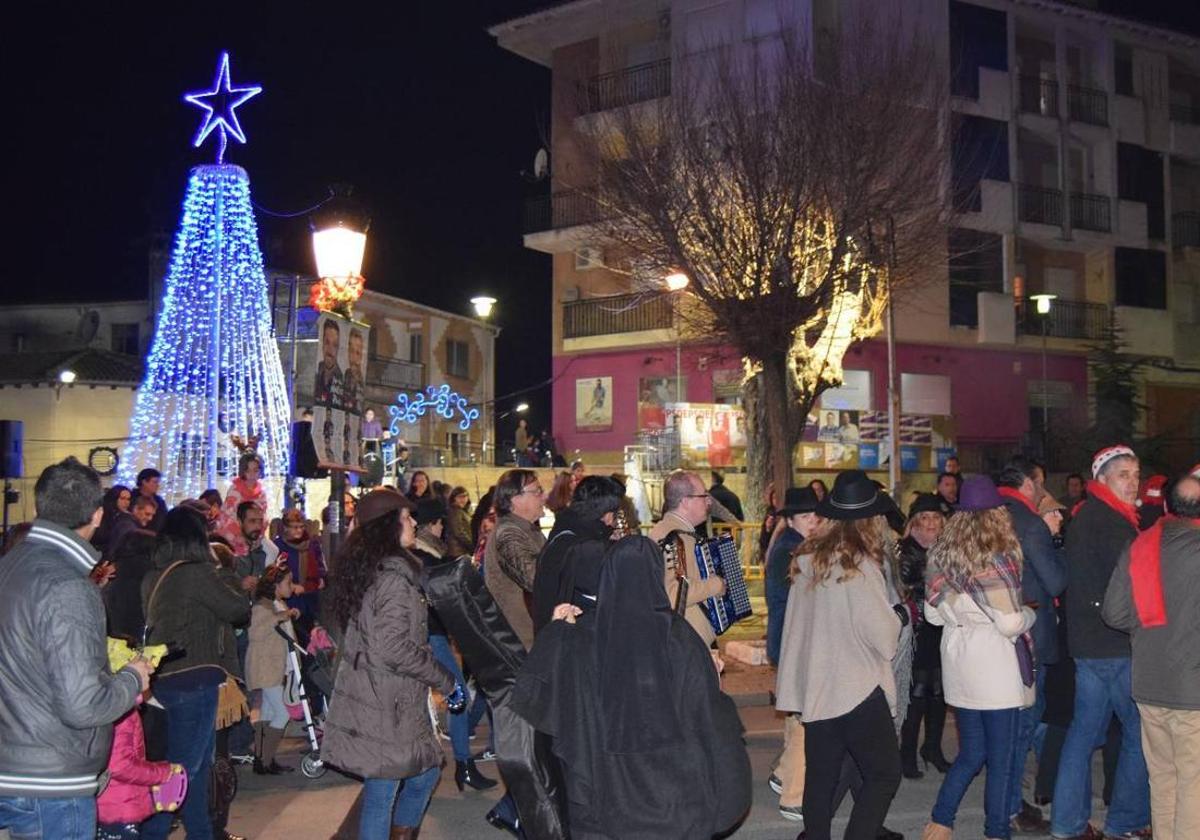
[665, 402, 747, 468]
[310, 312, 370, 470]
[637, 376, 686, 431]
[800, 410, 955, 470]
[575, 376, 613, 432]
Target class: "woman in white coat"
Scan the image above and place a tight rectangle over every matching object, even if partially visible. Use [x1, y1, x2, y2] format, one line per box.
[921, 476, 1036, 840]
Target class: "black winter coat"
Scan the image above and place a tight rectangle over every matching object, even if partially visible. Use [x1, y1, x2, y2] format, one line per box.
[531, 508, 613, 634]
[1064, 497, 1138, 659]
[1002, 497, 1068, 664]
[899, 536, 941, 672]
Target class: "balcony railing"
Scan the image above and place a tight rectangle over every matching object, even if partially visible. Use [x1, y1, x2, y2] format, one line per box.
[1070, 191, 1111, 232]
[1169, 101, 1200, 125]
[1018, 183, 1063, 226]
[1174, 211, 1200, 248]
[524, 190, 609, 234]
[1019, 75, 1058, 117]
[1067, 84, 1108, 126]
[581, 59, 671, 114]
[1016, 297, 1109, 340]
[365, 355, 423, 392]
[563, 292, 674, 339]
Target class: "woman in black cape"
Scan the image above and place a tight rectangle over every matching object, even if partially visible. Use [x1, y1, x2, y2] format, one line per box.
[513, 535, 751, 840]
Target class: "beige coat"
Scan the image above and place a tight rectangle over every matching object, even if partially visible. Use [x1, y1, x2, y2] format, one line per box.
[245, 599, 294, 691]
[484, 513, 546, 650]
[648, 512, 725, 647]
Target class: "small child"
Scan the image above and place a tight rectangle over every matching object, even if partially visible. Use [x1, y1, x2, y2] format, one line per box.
[246, 565, 299, 775]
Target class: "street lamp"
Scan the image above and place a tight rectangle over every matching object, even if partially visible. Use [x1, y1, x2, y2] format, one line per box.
[57, 369, 77, 385]
[471, 295, 497, 319]
[663, 272, 690, 400]
[1029, 293, 1057, 460]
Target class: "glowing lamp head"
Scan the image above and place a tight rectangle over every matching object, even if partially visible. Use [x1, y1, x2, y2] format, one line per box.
[1030, 293, 1057, 315]
[471, 295, 498, 319]
[665, 272, 690, 291]
[58, 369, 77, 385]
[310, 185, 370, 280]
[515, 402, 530, 414]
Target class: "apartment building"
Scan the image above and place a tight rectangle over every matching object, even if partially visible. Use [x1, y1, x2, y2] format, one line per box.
[492, 0, 1200, 472]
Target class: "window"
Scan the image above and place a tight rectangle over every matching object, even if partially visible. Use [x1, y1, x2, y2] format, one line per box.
[446, 339, 470, 379]
[409, 334, 423, 365]
[1117, 142, 1164, 240]
[110, 323, 140, 355]
[949, 1, 1009, 99]
[1115, 247, 1167, 309]
[948, 228, 1004, 327]
[1114, 43, 1134, 96]
[953, 114, 1010, 211]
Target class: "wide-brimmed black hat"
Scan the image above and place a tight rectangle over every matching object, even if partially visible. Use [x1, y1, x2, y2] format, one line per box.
[817, 470, 900, 521]
[779, 486, 820, 516]
[908, 492, 952, 519]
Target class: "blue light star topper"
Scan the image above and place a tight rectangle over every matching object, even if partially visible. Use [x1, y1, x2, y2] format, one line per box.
[184, 51, 262, 164]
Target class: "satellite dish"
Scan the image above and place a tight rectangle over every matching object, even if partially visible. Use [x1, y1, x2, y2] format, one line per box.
[533, 148, 549, 180]
[74, 310, 100, 345]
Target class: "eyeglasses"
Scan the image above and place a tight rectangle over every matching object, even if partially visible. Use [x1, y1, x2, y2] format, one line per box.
[685, 493, 711, 500]
[521, 486, 545, 496]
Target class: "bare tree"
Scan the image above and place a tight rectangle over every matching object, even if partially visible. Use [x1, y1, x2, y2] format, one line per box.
[563, 14, 956, 513]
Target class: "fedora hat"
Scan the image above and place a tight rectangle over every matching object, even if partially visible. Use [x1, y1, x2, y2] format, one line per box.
[957, 475, 1005, 512]
[779, 486, 820, 517]
[355, 488, 414, 527]
[908, 492, 952, 519]
[816, 470, 899, 521]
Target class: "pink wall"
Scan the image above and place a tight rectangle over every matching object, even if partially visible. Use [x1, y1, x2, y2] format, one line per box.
[551, 338, 1089, 455]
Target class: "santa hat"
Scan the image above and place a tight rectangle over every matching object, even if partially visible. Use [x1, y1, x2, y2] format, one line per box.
[1137, 475, 1167, 508]
[1091, 444, 1136, 479]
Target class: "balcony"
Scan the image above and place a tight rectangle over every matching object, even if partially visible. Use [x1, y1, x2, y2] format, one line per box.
[1018, 75, 1057, 117]
[1018, 183, 1062, 226]
[1070, 191, 1111, 232]
[563, 292, 673, 339]
[581, 59, 671, 114]
[524, 190, 609, 234]
[1170, 101, 1200, 125]
[1016, 297, 1109, 340]
[1175, 211, 1200, 248]
[365, 355, 423, 392]
[1067, 84, 1108, 126]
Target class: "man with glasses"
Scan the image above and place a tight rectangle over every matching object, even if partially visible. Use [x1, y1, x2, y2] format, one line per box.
[649, 470, 727, 647]
[484, 469, 547, 650]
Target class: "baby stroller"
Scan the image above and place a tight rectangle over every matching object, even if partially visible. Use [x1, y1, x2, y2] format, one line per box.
[275, 624, 335, 778]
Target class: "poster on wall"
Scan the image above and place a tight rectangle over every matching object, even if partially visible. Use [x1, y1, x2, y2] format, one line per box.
[311, 312, 370, 470]
[800, 411, 956, 471]
[576, 376, 613, 432]
[638, 376, 686, 431]
[814, 408, 862, 443]
[665, 402, 746, 467]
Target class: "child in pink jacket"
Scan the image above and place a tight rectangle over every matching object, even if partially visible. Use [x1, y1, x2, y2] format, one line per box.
[97, 706, 176, 839]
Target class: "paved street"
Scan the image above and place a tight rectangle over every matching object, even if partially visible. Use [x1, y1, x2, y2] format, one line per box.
[224, 705, 1001, 840]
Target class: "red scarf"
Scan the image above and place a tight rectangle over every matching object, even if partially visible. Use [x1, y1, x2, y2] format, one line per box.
[1084, 480, 1140, 530]
[997, 486, 1038, 514]
[1130, 516, 1200, 628]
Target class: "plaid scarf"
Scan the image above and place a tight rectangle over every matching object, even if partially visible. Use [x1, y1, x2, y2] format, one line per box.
[928, 551, 1032, 654]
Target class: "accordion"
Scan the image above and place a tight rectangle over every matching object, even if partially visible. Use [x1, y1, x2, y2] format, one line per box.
[694, 534, 753, 636]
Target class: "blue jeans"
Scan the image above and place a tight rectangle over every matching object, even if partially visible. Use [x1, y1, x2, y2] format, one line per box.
[429, 634, 469, 761]
[1050, 658, 1149, 837]
[765, 593, 787, 666]
[931, 707, 1020, 840]
[1008, 668, 1047, 818]
[359, 765, 441, 839]
[141, 683, 219, 840]
[0, 795, 96, 840]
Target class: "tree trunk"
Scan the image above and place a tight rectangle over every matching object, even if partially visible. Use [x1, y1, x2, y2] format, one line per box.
[743, 351, 804, 527]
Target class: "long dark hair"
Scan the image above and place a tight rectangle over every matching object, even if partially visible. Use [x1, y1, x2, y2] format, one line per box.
[471, 487, 495, 547]
[329, 510, 414, 632]
[153, 506, 212, 569]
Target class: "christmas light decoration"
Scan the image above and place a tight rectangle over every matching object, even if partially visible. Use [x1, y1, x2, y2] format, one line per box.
[388, 384, 480, 433]
[119, 164, 292, 501]
[309, 275, 365, 319]
[184, 51, 262, 165]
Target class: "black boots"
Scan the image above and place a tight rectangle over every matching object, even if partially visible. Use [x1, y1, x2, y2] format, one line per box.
[900, 699, 925, 779]
[252, 724, 293, 775]
[485, 793, 523, 837]
[920, 694, 952, 773]
[454, 759, 497, 791]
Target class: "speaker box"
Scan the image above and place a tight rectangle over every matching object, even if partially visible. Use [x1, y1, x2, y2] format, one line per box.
[290, 421, 322, 478]
[0, 420, 23, 479]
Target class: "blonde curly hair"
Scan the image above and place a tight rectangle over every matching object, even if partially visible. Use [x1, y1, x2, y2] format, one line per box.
[792, 515, 889, 587]
[927, 507, 1023, 587]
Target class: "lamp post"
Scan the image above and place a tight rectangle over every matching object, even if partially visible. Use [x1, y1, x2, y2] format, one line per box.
[470, 294, 499, 463]
[311, 188, 370, 557]
[1029, 293, 1056, 461]
[664, 272, 689, 401]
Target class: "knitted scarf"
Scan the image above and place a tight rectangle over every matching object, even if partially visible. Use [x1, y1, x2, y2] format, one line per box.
[1130, 516, 1200, 628]
[927, 551, 1034, 672]
[1085, 479, 1140, 530]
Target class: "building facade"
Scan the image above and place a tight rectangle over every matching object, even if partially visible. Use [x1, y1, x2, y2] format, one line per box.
[492, 0, 1200, 475]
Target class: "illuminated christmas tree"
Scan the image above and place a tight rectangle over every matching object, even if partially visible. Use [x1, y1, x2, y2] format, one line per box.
[120, 52, 290, 500]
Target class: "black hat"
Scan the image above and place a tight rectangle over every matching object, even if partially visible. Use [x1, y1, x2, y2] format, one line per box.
[414, 497, 448, 527]
[816, 470, 900, 521]
[908, 492, 952, 519]
[779, 486, 820, 516]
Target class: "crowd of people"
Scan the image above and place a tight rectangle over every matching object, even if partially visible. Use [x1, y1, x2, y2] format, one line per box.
[1, 445, 1197, 840]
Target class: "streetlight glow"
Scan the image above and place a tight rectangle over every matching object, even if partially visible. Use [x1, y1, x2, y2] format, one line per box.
[311, 227, 367, 280]
[515, 402, 529, 413]
[1030, 293, 1057, 315]
[58, 369, 77, 385]
[471, 295, 497, 319]
[664, 272, 690, 291]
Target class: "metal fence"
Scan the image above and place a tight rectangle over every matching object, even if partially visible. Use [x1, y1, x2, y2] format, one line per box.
[581, 59, 671, 114]
[1067, 84, 1108, 126]
[523, 190, 609, 234]
[562, 293, 674, 339]
[1016, 297, 1109, 340]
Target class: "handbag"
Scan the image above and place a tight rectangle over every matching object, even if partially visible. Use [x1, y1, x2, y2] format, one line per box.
[1014, 633, 1036, 688]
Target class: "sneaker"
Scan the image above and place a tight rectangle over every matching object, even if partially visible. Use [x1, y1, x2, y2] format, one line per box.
[779, 804, 803, 822]
[768, 773, 783, 795]
[472, 748, 497, 762]
[1103, 830, 1152, 840]
[229, 753, 254, 766]
[1012, 810, 1050, 835]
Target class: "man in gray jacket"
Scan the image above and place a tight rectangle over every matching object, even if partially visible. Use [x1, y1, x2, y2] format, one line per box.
[1103, 473, 1200, 840]
[0, 457, 153, 839]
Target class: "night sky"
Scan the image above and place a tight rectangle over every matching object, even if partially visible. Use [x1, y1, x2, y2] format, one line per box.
[8, 1, 1199, 430]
